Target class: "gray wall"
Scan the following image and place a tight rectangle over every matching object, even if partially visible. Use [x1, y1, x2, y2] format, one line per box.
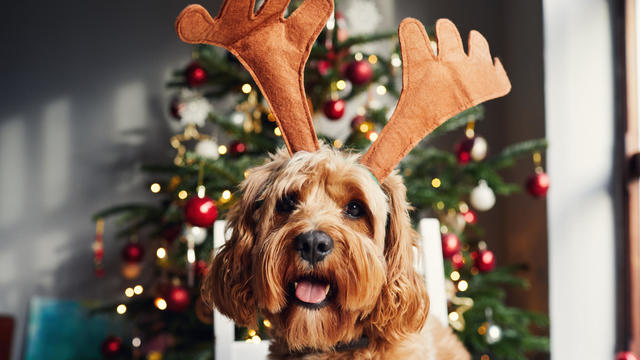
[0, 0, 218, 358]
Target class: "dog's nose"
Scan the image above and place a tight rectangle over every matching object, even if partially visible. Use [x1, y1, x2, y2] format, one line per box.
[294, 231, 334, 265]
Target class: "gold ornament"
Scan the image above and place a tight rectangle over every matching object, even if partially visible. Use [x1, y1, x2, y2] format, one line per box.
[236, 91, 268, 133]
[169, 124, 211, 166]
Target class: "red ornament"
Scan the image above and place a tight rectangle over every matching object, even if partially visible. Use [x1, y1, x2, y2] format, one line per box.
[462, 210, 477, 224]
[323, 99, 346, 120]
[166, 285, 191, 312]
[229, 141, 247, 156]
[185, 62, 207, 87]
[616, 352, 640, 360]
[441, 233, 461, 259]
[169, 97, 185, 119]
[527, 172, 550, 198]
[475, 250, 496, 272]
[196, 260, 209, 277]
[351, 115, 366, 130]
[100, 336, 122, 357]
[346, 60, 373, 85]
[184, 196, 218, 228]
[317, 60, 332, 76]
[455, 137, 475, 164]
[122, 242, 144, 263]
[451, 252, 465, 270]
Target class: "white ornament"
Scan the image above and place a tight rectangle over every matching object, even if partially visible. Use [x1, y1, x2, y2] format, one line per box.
[176, 89, 212, 127]
[185, 225, 208, 245]
[230, 111, 246, 126]
[485, 324, 503, 344]
[470, 136, 488, 161]
[470, 180, 496, 211]
[342, 0, 381, 36]
[195, 139, 220, 160]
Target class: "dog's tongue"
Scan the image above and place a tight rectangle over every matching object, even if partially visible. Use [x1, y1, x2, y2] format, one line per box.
[295, 281, 327, 304]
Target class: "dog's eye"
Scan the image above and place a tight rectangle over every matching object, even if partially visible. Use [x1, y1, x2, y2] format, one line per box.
[276, 194, 298, 213]
[345, 200, 365, 219]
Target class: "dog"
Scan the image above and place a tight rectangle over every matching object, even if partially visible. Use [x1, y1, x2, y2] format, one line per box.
[202, 146, 470, 359]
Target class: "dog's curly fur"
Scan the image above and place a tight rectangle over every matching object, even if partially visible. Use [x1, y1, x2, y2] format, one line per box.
[203, 146, 470, 359]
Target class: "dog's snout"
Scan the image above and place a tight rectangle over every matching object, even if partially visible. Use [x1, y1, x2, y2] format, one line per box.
[294, 230, 334, 265]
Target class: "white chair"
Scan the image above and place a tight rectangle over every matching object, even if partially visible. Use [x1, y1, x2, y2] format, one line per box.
[211, 218, 447, 359]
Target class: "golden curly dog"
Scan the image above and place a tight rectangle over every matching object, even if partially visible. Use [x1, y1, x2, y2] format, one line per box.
[203, 147, 470, 359]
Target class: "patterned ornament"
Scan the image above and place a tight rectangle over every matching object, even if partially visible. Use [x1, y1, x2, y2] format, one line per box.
[323, 99, 346, 120]
[441, 233, 461, 259]
[469, 180, 496, 211]
[185, 62, 207, 87]
[184, 196, 218, 228]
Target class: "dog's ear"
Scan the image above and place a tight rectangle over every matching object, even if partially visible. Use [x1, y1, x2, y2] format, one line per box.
[201, 165, 273, 327]
[369, 173, 430, 342]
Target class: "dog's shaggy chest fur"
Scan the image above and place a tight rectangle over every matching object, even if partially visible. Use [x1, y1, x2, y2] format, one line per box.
[203, 147, 469, 359]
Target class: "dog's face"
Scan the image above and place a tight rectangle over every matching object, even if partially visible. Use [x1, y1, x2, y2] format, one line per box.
[203, 147, 429, 351]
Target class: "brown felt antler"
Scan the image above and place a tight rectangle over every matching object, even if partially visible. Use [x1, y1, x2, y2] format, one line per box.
[175, 0, 334, 154]
[361, 18, 511, 182]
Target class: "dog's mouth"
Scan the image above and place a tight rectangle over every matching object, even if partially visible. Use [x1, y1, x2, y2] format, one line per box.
[288, 276, 334, 309]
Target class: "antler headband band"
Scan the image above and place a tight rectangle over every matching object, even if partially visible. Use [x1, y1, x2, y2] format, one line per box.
[176, 0, 511, 182]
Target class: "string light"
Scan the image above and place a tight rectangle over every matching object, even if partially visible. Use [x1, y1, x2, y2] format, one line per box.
[436, 201, 445, 210]
[459, 202, 469, 213]
[132, 337, 141, 348]
[450, 271, 461, 281]
[458, 280, 469, 292]
[125, 288, 134, 297]
[150, 183, 161, 193]
[267, 113, 276, 122]
[368, 54, 378, 64]
[481, 355, 490, 360]
[116, 304, 127, 314]
[155, 298, 167, 310]
[359, 122, 371, 133]
[274, 127, 282, 136]
[222, 190, 232, 200]
[178, 190, 188, 200]
[376, 85, 387, 95]
[156, 247, 167, 259]
[218, 145, 228, 155]
[248, 329, 257, 337]
[134, 285, 143, 295]
[333, 139, 343, 149]
[448, 311, 459, 322]
[241, 83, 252, 94]
[478, 323, 488, 335]
[367, 131, 378, 142]
[336, 80, 347, 90]
[354, 52, 364, 61]
[391, 53, 402, 68]
[263, 319, 272, 328]
[431, 178, 441, 188]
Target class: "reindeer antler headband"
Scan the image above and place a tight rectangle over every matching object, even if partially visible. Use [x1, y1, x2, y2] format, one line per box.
[176, 0, 511, 182]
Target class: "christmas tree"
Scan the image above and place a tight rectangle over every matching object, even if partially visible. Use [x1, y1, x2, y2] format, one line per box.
[93, 1, 549, 359]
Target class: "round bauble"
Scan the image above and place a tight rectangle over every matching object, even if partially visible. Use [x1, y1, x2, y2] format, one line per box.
[346, 60, 373, 85]
[229, 141, 247, 156]
[462, 209, 477, 224]
[101, 336, 123, 357]
[485, 324, 503, 344]
[455, 137, 474, 164]
[351, 115, 366, 130]
[323, 99, 346, 120]
[451, 252, 465, 270]
[470, 136, 488, 161]
[121, 262, 142, 279]
[196, 260, 209, 277]
[122, 243, 144, 263]
[184, 225, 208, 245]
[185, 62, 207, 87]
[470, 180, 496, 211]
[527, 172, 550, 198]
[166, 285, 191, 312]
[316, 60, 332, 76]
[475, 250, 496, 272]
[184, 196, 218, 228]
[616, 352, 640, 360]
[195, 139, 220, 160]
[441, 233, 461, 259]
